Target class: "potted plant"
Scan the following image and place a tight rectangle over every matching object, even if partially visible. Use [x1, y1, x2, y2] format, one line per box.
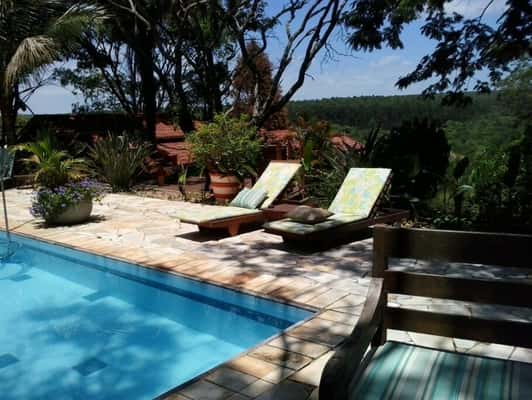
[30, 180, 104, 225]
[17, 135, 104, 225]
[188, 113, 262, 201]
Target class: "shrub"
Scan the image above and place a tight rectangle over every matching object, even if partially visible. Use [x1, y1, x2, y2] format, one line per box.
[89, 133, 150, 192]
[372, 118, 450, 199]
[16, 134, 85, 188]
[188, 113, 262, 180]
[30, 180, 104, 220]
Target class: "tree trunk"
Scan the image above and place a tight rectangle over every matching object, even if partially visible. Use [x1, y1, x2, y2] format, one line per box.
[175, 51, 194, 132]
[203, 49, 222, 121]
[0, 89, 17, 146]
[135, 30, 157, 142]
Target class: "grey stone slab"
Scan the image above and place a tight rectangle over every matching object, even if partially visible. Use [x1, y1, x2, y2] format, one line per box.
[205, 367, 258, 392]
[255, 380, 314, 400]
[180, 380, 234, 400]
[240, 379, 275, 398]
[268, 336, 331, 359]
[289, 352, 334, 387]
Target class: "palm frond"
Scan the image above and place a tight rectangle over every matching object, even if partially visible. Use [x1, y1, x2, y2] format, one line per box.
[5, 35, 58, 87]
[48, 3, 106, 46]
[2, 0, 106, 87]
[14, 134, 87, 187]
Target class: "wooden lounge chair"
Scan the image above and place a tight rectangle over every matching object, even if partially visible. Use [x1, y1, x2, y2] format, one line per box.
[320, 225, 532, 400]
[174, 161, 301, 236]
[263, 168, 409, 248]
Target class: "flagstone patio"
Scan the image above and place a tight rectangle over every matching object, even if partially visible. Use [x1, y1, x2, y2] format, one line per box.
[3, 189, 532, 400]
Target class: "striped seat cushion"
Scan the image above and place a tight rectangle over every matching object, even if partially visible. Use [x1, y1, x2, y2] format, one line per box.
[353, 341, 532, 399]
[230, 188, 268, 209]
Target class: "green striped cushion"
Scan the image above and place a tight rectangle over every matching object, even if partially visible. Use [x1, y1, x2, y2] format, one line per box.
[353, 342, 532, 399]
[230, 188, 268, 209]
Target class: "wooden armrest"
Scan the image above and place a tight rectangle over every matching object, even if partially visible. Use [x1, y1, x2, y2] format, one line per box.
[319, 278, 385, 400]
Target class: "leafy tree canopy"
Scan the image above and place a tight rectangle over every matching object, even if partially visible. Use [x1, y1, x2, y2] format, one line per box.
[344, 0, 531, 103]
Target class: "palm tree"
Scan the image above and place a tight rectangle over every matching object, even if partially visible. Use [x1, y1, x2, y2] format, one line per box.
[0, 0, 102, 145]
[15, 133, 86, 188]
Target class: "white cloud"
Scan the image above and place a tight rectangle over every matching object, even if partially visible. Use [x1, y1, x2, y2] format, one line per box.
[370, 55, 402, 67]
[445, 0, 506, 18]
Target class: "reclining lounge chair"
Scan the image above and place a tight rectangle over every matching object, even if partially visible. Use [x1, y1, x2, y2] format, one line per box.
[174, 161, 301, 236]
[263, 168, 408, 247]
[320, 225, 532, 400]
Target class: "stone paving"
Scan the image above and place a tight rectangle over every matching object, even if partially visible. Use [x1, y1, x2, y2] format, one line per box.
[3, 189, 532, 400]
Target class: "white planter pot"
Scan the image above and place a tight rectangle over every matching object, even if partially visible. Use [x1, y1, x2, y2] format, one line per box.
[47, 199, 93, 226]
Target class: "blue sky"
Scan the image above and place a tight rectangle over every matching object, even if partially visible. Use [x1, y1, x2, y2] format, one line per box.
[26, 0, 505, 114]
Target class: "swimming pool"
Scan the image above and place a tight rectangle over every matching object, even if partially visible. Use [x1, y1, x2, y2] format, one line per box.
[0, 234, 313, 399]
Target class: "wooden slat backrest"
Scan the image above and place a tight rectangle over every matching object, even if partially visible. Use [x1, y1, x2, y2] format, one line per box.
[372, 225, 532, 348]
[383, 271, 532, 308]
[386, 307, 532, 349]
[373, 226, 532, 277]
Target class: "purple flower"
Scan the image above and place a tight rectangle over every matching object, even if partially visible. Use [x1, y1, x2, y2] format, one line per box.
[29, 179, 105, 219]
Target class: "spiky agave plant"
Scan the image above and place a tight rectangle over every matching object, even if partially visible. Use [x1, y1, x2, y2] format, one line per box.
[88, 132, 150, 192]
[15, 134, 86, 188]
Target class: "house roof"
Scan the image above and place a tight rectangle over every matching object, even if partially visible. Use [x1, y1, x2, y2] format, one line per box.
[155, 122, 185, 142]
[261, 129, 364, 152]
[330, 135, 365, 152]
[156, 142, 194, 166]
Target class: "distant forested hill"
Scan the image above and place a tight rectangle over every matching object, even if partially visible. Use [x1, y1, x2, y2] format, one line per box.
[287, 94, 521, 156]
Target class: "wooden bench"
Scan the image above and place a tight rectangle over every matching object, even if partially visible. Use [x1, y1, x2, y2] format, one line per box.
[320, 226, 532, 399]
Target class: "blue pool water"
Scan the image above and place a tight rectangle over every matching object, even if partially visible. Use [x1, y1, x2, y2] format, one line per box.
[0, 235, 312, 399]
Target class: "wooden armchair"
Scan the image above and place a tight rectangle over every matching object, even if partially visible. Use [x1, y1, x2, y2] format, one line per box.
[320, 225, 532, 399]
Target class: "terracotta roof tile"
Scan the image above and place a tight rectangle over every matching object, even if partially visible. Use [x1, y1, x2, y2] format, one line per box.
[156, 142, 194, 165]
[155, 122, 185, 141]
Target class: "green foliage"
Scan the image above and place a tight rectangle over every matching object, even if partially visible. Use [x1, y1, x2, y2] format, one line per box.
[464, 148, 512, 228]
[344, 1, 531, 103]
[305, 146, 364, 207]
[88, 133, 150, 192]
[0, 1, 102, 87]
[431, 156, 473, 216]
[372, 119, 450, 199]
[289, 93, 502, 133]
[15, 134, 86, 188]
[292, 118, 371, 206]
[431, 211, 473, 231]
[496, 60, 532, 121]
[293, 118, 333, 168]
[431, 130, 532, 232]
[16, 115, 31, 132]
[288, 93, 527, 160]
[444, 115, 522, 157]
[188, 114, 262, 180]
[0, 1, 104, 144]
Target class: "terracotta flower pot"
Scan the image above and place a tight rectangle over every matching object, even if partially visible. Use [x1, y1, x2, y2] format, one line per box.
[209, 172, 240, 201]
[47, 199, 93, 226]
